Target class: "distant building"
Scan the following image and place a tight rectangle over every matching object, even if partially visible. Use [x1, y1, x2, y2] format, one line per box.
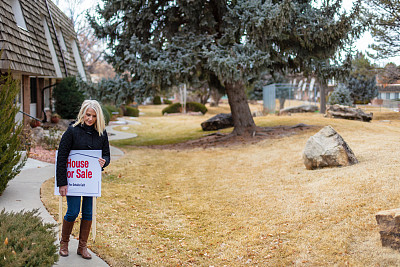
[0, 0, 89, 124]
[377, 84, 400, 100]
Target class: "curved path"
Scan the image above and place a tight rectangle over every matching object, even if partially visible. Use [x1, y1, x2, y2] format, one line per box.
[0, 119, 138, 266]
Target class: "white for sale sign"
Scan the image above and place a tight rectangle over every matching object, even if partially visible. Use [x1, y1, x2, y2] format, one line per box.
[55, 150, 102, 197]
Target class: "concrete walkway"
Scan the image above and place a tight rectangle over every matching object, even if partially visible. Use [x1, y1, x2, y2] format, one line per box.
[0, 120, 136, 266]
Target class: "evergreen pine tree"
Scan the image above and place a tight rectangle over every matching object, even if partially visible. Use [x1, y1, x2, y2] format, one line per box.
[346, 53, 378, 104]
[89, 0, 363, 135]
[0, 72, 27, 195]
[53, 77, 85, 119]
[328, 84, 353, 106]
[348, 75, 378, 104]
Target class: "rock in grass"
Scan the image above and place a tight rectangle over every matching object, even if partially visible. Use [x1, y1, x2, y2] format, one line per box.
[201, 113, 233, 131]
[376, 208, 400, 250]
[302, 125, 358, 170]
[325, 104, 373, 122]
[279, 104, 318, 115]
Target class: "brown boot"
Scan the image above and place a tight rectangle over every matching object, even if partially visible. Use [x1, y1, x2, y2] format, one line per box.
[77, 219, 92, 259]
[59, 219, 75, 257]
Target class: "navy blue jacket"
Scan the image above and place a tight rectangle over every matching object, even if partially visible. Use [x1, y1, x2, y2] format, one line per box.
[56, 123, 110, 187]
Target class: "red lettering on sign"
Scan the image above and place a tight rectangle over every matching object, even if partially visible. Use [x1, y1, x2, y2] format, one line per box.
[67, 159, 89, 169]
[76, 169, 92, 178]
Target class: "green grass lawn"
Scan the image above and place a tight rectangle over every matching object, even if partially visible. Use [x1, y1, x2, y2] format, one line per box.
[110, 103, 240, 147]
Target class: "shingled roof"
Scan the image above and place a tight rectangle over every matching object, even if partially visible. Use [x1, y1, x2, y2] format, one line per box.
[379, 85, 400, 92]
[0, 0, 89, 80]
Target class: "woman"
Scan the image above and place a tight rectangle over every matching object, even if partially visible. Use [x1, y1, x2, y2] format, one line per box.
[56, 100, 110, 259]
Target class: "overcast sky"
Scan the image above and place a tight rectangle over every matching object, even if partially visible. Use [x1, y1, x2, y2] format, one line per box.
[56, 0, 400, 66]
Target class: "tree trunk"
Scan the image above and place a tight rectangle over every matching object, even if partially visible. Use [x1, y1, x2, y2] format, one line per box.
[225, 81, 257, 135]
[319, 80, 327, 114]
[210, 87, 222, 107]
[279, 98, 285, 110]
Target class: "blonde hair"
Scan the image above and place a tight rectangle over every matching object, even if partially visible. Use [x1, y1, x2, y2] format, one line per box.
[73, 100, 106, 136]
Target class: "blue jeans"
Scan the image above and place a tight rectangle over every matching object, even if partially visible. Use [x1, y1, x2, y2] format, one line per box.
[64, 196, 93, 222]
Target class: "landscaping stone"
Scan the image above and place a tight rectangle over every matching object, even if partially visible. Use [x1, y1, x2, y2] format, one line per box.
[302, 125, 358, 170]
[201, 113, 234, 131]
[325, 104, 373, 122]
[376, 208, 400, 250]
[57, 119, 72, 131]
[279, 104, 318, 115]
[31, 126, 44, 144]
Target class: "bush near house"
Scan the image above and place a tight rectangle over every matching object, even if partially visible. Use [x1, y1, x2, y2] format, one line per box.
[0, 72, 26, 195]
[162, 102, 208, 115]
[0, 209, 58, 266]
[53, 77, 85, 119]
[163, 99, 172, 104]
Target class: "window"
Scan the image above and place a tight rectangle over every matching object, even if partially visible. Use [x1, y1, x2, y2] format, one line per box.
[71, 40, 87, 81]
[395, 93, 399, 99]
[386, 93, 391, 100]
[9, 0, 27, 30]
[42, 17, 62, 77]
[56, 28, 67, 52]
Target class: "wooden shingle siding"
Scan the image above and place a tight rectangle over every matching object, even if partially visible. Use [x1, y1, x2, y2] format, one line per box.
[0, 0, 89, 80]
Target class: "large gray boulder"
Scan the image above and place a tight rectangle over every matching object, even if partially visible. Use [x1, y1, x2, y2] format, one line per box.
[376, 208, 400, 250]
[302, 125, 358, 170]
[279, 105, 318, 115]
[201, 113, 233, 131]
[325, 104, 373, 122]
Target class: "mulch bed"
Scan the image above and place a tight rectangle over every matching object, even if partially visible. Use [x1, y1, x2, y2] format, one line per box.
[29, 146, 56, 164]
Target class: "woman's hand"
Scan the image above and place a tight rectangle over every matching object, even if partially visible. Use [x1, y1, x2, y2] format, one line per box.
[98, 157, 106, 168]
[59, 185, 68, 196]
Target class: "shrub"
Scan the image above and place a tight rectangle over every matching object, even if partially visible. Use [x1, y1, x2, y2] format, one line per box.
[102, 105, 110, 125]
[125, 106, 139, 117]
[186, 102, 207, 114]
[162, 102, 207, 115]
[163, 99, 172, 104]
[328, 84, 353, 107]
[53, 77, 85, 119]
[153, 96, 162, 105]
[162, 103, 181, 114]
[348, 74, 378, 104]
[42, 128, 62, 150]
[103, 105, 122, 116]
[0, 209, 58, 266]
[0, 72, 26, 195]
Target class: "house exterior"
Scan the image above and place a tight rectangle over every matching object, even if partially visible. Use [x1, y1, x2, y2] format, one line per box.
[0, 0, 89, 124]
[377, 84, 400, 100]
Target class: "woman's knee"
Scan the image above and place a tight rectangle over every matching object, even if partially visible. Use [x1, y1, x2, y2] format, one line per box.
[81, 197, 93, 220]
[65, 196, 81, 221]
[64, 210, 79, 222]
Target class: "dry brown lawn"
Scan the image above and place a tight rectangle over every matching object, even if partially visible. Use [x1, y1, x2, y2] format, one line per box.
[41, 109, 400, 266]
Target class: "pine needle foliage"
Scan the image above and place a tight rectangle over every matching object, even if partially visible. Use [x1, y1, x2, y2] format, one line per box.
[328, 83, 353, 106]
[89, 0, 364, 134]
[0, 72, 26, 195]
[0, 209, 58, 266]
[347, 53, 378, 104]
[53, 77, 84, 119]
